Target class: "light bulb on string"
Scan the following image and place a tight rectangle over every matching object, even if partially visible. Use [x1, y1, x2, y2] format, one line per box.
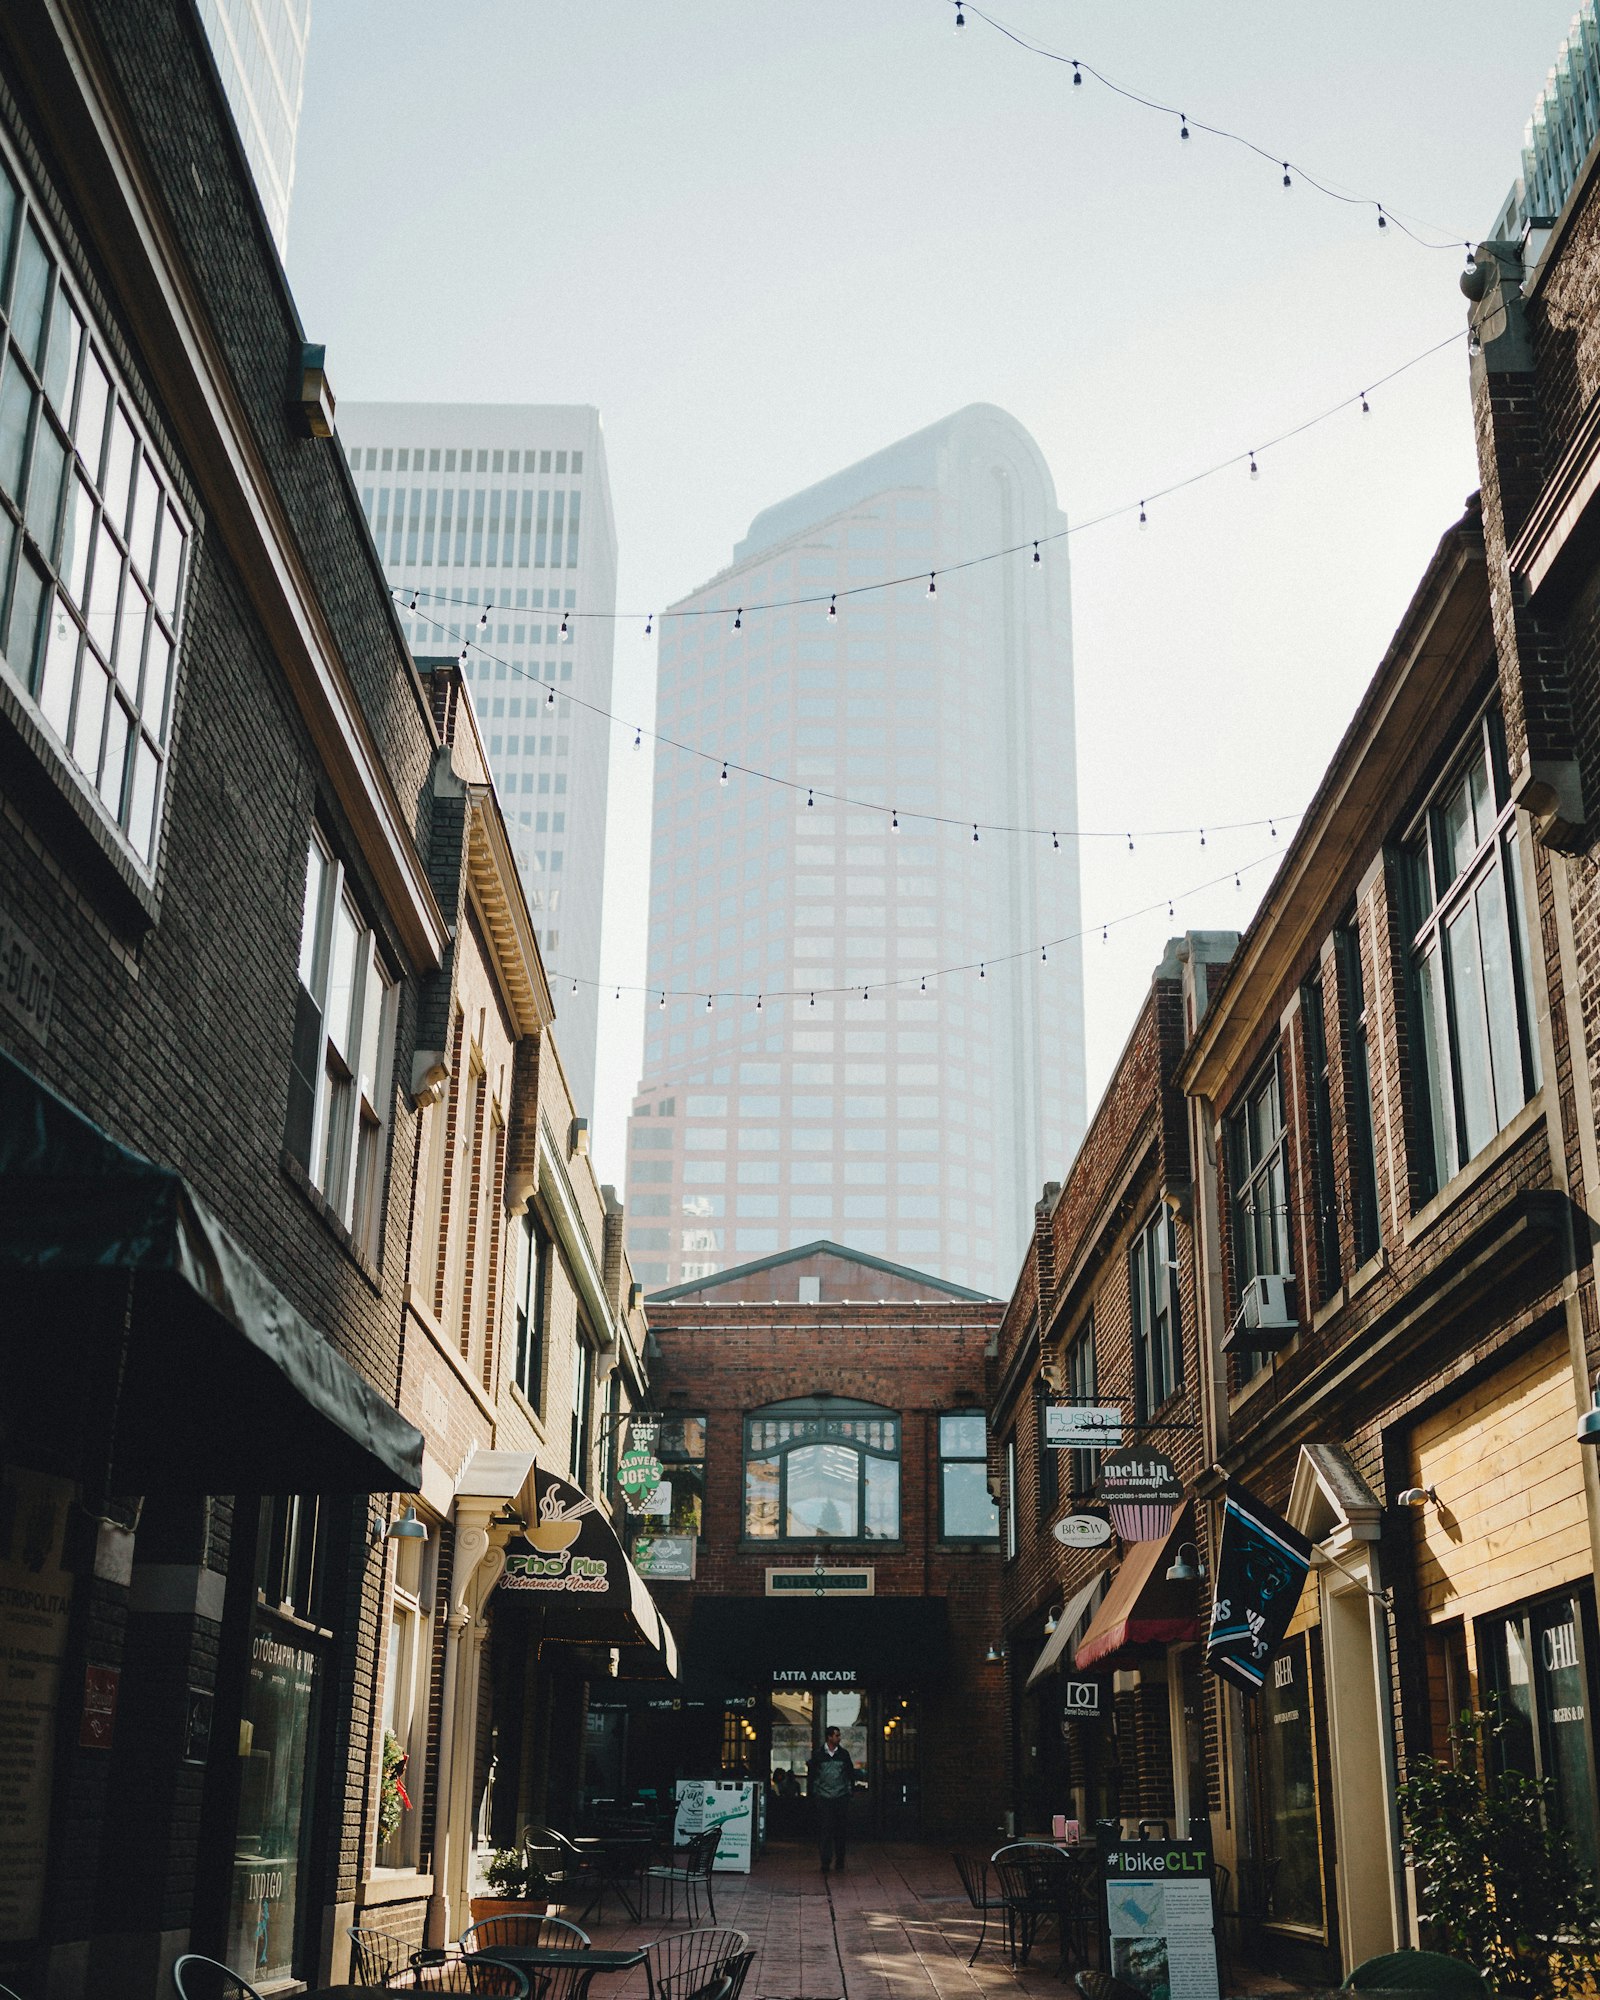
[954, 1, 965, 23]
[659, 991, 666, 1009]
[645, 613, 653, 637]
[560, 614, 569, 638]
[979, 963, 986, 979]
[1377, 206, 1387, 230]
[1168, 899, 1175, 921]
[920, 976, 927, 993]
[1234, 872, 1242, 890]
[972, 824, 979, 843]
[733, 608, 742, 632]
[705, 994, 713, 1012]
[1180, 114, 1190, 139]
[756, 993, 762, 1011]
[1361, 392, 1371, 415]
[457, 646, 468, 667]
[1032, 541, 1041, 566]
[614, 986, 621, 1002]
[634, 727, 642, 749]
[1270, 819, 1278, 838]
[806, 787, 814, 808]
[1200, 828, 1207, 847]
[719, 760, 728, 785]
[1102, 925, 1108, 944]
[546, 684, 555, 709]
[478, 607, 490, 631]
[1071, 60, 1082, 84]
[571, 977, 578, 994]
[927, 573, 937, 597]
[1249, 453, 1260, 479]
[1040, 945, 1048, 964]
[891, 808, 900, 831]
[1127, 833, 1134, 852]
[1282, 163, 1291, 188]
[1052, 831, 1060, 850]
[408, 590, 419, 611]
[1464, 244, 1477, 271]
[863, 987, 869, 1003]
[828, 594, 837, 624]
[1468, 323, 1483, 358]
[1139, 501, 1148, 528]
[809, 993, 815, 1008]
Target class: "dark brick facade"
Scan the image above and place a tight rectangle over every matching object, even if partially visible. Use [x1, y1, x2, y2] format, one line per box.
[640, 1246, 1006, 1842]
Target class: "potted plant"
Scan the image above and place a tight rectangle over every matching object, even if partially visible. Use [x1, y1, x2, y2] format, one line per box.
[1399, 1707, 1600, 1996]
[469, 1846, 558, 1924]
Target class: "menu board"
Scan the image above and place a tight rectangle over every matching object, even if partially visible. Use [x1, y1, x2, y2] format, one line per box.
[1101, 1839, 1220, 2000]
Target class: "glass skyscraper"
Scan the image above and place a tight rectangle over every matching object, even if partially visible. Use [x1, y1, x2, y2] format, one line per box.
[195, 0, 311, 253]
[624, 404, 1085, 1299]
[337, 403, 618, 1117]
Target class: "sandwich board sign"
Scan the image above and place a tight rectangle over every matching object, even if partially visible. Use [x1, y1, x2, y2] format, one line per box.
[1100, 1838, 1220, 2000]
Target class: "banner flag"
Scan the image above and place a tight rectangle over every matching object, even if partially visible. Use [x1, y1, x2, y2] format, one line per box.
[1205, 1483, 1313, 1693]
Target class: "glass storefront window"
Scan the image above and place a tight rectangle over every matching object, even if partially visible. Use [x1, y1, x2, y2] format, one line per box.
[769, 1687, 813, 1797]
[1481, 1588, 1600, 1879]
[1256, 1632, 1325, 1932]
[227, 1607, 321, 1984]
[743, 1398, 900, 1541]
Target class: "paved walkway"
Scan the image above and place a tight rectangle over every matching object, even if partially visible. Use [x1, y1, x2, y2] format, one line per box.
[577, 1841, 1318, 2000]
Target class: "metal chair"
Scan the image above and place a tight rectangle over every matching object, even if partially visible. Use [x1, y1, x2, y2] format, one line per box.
[461, 1916, 590, 1954]
[642, 1927, 751, 2000]
[1342, 1951, 1489, 1995]
[950, 1853, 1007, 1964]
[388, 1959, 531, 1995]
[641, 1826, 721, 1923]
[1075, 1975, 1143, 2000]
[348, 1924, 416, 1985]
[171, 1958, 265, 2000]
[1209, 1862, 1233, 1995]
[723, 1948, 757, 2000]
[990, 1844, 1088, 1972]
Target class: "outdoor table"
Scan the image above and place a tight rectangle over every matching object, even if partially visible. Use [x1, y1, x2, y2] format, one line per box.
[471, 1943, 650, 1988]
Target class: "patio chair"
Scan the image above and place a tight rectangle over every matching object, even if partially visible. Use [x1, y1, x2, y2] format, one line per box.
[1075, 1975, 1143, 2000]
[950, 1853, 1007, 1964]
[642, 1927, 751, 2000]
[1343, 1951, 1488, 1995]
[642, 1825, 721, 1923]
[1209, 1862, 1233, 1995]
[171, 1959, 265, 2000]
[723, 1948, 758, 2000]
[461, 1916, 590, 1954]
[388, 1958, 531, 1995]
[990, 1843, 1088, 1972]
[348, 1923, 415, 1985]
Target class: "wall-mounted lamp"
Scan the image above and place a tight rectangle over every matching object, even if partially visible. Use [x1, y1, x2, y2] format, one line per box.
[492, 1504, 528, 1531]
[387, 1504, 429, 1542]
[985, 1644, 1003, 1664]
[1580, 1381, 1600, 1447]
[1165, 1541, 1205, 1584]
[1396, 1486, 1437, 1509]
[1043, 1608, 1059, 1637]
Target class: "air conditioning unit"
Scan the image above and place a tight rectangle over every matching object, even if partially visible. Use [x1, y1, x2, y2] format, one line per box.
[1222, 1272, 1298, 1353]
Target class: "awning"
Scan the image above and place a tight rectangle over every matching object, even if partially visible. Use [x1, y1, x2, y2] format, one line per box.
[494, 1462, 679, 1680]
[681, 1595, 949, 1696]
[1025, 1571, 1109, 1689]
[1074, 1511, 1199, 1671]
[0, 1047, 423, 1493]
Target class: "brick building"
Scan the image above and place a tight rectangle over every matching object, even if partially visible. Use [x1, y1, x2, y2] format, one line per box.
[989, 936, 1235, 1845]
[1178, 504, 1600, 1985]
[604, 1243, 1006, 1843]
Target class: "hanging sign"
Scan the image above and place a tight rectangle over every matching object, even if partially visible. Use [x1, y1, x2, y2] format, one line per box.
[1205, 1483, 1313, 1693]
[1102, 1839, 1221, 2000]
[1097, 1447, 1184, 1543]
[1044, 1404, 1124, 1450]
[1053, 1514, 1113, 1548]
[502, 1471, 616, 1596]
[618, 1448, 664, 1506]
[627, 1418, 661, 1454]
[1062, 1678, 1101, 1716]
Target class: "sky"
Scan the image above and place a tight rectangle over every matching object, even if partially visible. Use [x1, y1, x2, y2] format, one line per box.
[288, 0, 1578, 1193]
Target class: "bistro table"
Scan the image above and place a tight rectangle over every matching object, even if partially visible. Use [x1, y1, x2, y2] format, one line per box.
[471, 1942, 651, 1998]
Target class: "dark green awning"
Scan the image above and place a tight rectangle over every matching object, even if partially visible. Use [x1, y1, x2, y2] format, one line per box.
[0, 1046, 422, 1494]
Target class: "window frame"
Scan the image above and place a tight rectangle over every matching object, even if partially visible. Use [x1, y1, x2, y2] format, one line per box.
[287, 830, 396, 1255]
[513, 1208, 551, 1412]
[1130, 1206, 1182, 1418]
[742, 1396, 902, 1544]
[1302, 977, 1342, 1300]
[1228, 1056, 1292, 1382]
[1003, 1432, 1018, 1561]
[1404, 705, 1540, 1197]
[0, 133, 191, 873]
[379, 1519, 434, 1870]
[1065, 1317, 1099, 1500]
[938, 1408, 1000, 1541]
[1336, 919, 1382, 1266]
[569, 1321, 594, 1488]
[1477, 1584, 1600, 1880]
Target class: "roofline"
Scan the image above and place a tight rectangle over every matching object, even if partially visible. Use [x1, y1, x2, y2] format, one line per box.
[645, 1238, 998, 1304]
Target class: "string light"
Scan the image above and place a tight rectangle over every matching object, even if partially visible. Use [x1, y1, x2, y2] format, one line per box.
[1249, 452, 1260, 479]
[1040, 945, 1048, 963]
[545, 684, 555, 709]
[806, 787, 814, 808]
[634, 726, 642, 749]
[1139, 501, 1148, 528]
[1052, 831, 1060, 849]
[756, 993, 763, 1010]
[1360, 393, 1370, 415]
[478, 607, 489, 631]
[645, 613, 653, 637]
[559, 614, 569, 638]
[408, 590, 418, 611]
[705, 994, 713, 1011]
[972, 824, 979, 843]
[733, 608, 742, 631]
[659, 990, 666, 1008]
[927, 572, 937, 597]
[828, 594, 837, 623]
[892, 809, 900, 831]
[1126, 833, 1134, 852]
[953, 2, 1468, 250]
[719, 759, 728, 785]
[1032, 540, 1041, 565]
[979, 963, 986, 979]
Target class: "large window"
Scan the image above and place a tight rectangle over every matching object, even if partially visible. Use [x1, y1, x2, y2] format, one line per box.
[1408, 709, 1540, 1194]
[1480, 1587, 1600, 1879]
[1229, 1058, 1291, 1377]
[1337, 921, 1382, 1265]
[569, 1326, 594, 1487]
[939, 1411, 999, 1539]
[512, 1209, 551, 1411]
[743, 1397, 900, 1541]
[0, 141, 189, 868]
[380, 1520, 433, 1868]
[288, 833, 395, 1253]
[1066, 1318, 1099, 1499]
[1303, 980, 1342, 1299]
[1130, 1207, 1181, 1417]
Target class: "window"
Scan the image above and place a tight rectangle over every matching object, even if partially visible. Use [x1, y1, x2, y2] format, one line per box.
[1003, 1433, 1018, 1560]
[1130, 1207, 1181, 1417]
[649, 1412, 706, 1538]
[287, 834, 395, 1250]
[1036, 1397, 1059, 1522]
[1253, 1631, 1327, 1932]
[569, 1326, 594, 1487]
[1337, 921, 1382, 1265]
[380, 1519, 433, 1868]
[1479, 1587, 1600, 1879]
[1229, 1058, 1291, 1377]
[743, 1397, 900, 1541]
[939, 1411, 998, 1539]
[513, 1209, 551, 1410]
[1302, 980, 1341, 1298]
[1066, 1317, 1099, 1499]
[1407, 709, 1540, 1194]
[0, 143, 189, 866]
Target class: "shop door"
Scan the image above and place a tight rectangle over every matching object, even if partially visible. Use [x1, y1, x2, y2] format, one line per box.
[764, 1684, 919, 1839]
[879, 1695, 920, 1837]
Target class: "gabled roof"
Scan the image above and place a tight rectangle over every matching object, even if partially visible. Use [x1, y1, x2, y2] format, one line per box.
[646, 1239, 997, 1303]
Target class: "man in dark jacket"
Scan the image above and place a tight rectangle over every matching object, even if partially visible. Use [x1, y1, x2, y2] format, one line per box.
[808, 1726, 855, 1873]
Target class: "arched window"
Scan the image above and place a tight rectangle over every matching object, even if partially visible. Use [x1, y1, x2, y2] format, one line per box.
[743, 1397, 900, 1541]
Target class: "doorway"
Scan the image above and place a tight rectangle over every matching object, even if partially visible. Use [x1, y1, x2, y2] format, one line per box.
[761, 1684, 919, 1838]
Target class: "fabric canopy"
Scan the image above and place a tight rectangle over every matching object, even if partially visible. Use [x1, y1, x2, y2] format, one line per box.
[0, 1046, 424, 1493]
[1025, 1571, 1109, 1689]
[495, 1464, 679, 1680]
[1074, 1511, 1199, 1670]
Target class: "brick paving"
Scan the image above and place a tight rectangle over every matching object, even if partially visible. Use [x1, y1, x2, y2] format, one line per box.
[576, 1841, 1320, 2000]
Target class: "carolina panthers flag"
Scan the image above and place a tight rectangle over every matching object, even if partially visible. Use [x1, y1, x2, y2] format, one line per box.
[1205, 1483, 1313, 1694]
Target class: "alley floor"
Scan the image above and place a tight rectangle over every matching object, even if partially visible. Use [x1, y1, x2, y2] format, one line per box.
[575, 1842, 1321, 2000]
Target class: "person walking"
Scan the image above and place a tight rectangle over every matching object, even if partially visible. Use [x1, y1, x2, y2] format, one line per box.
[808, 1725, 855, 1873]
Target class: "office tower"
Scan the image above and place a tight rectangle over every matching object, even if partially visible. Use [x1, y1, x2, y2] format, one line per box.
[337, 404, 618, 1116]
[624, 404, 1085, 1300]
[195, 0, 312, 252]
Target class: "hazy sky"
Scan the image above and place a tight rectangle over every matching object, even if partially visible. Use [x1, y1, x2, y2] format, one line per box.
[289, 0, 1576, 1192]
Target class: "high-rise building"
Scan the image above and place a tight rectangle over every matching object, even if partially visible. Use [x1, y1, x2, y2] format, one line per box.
[337, 404, 618, 1115]
[624, 404, 1085, 1299]
[195, 0, 312, 253]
